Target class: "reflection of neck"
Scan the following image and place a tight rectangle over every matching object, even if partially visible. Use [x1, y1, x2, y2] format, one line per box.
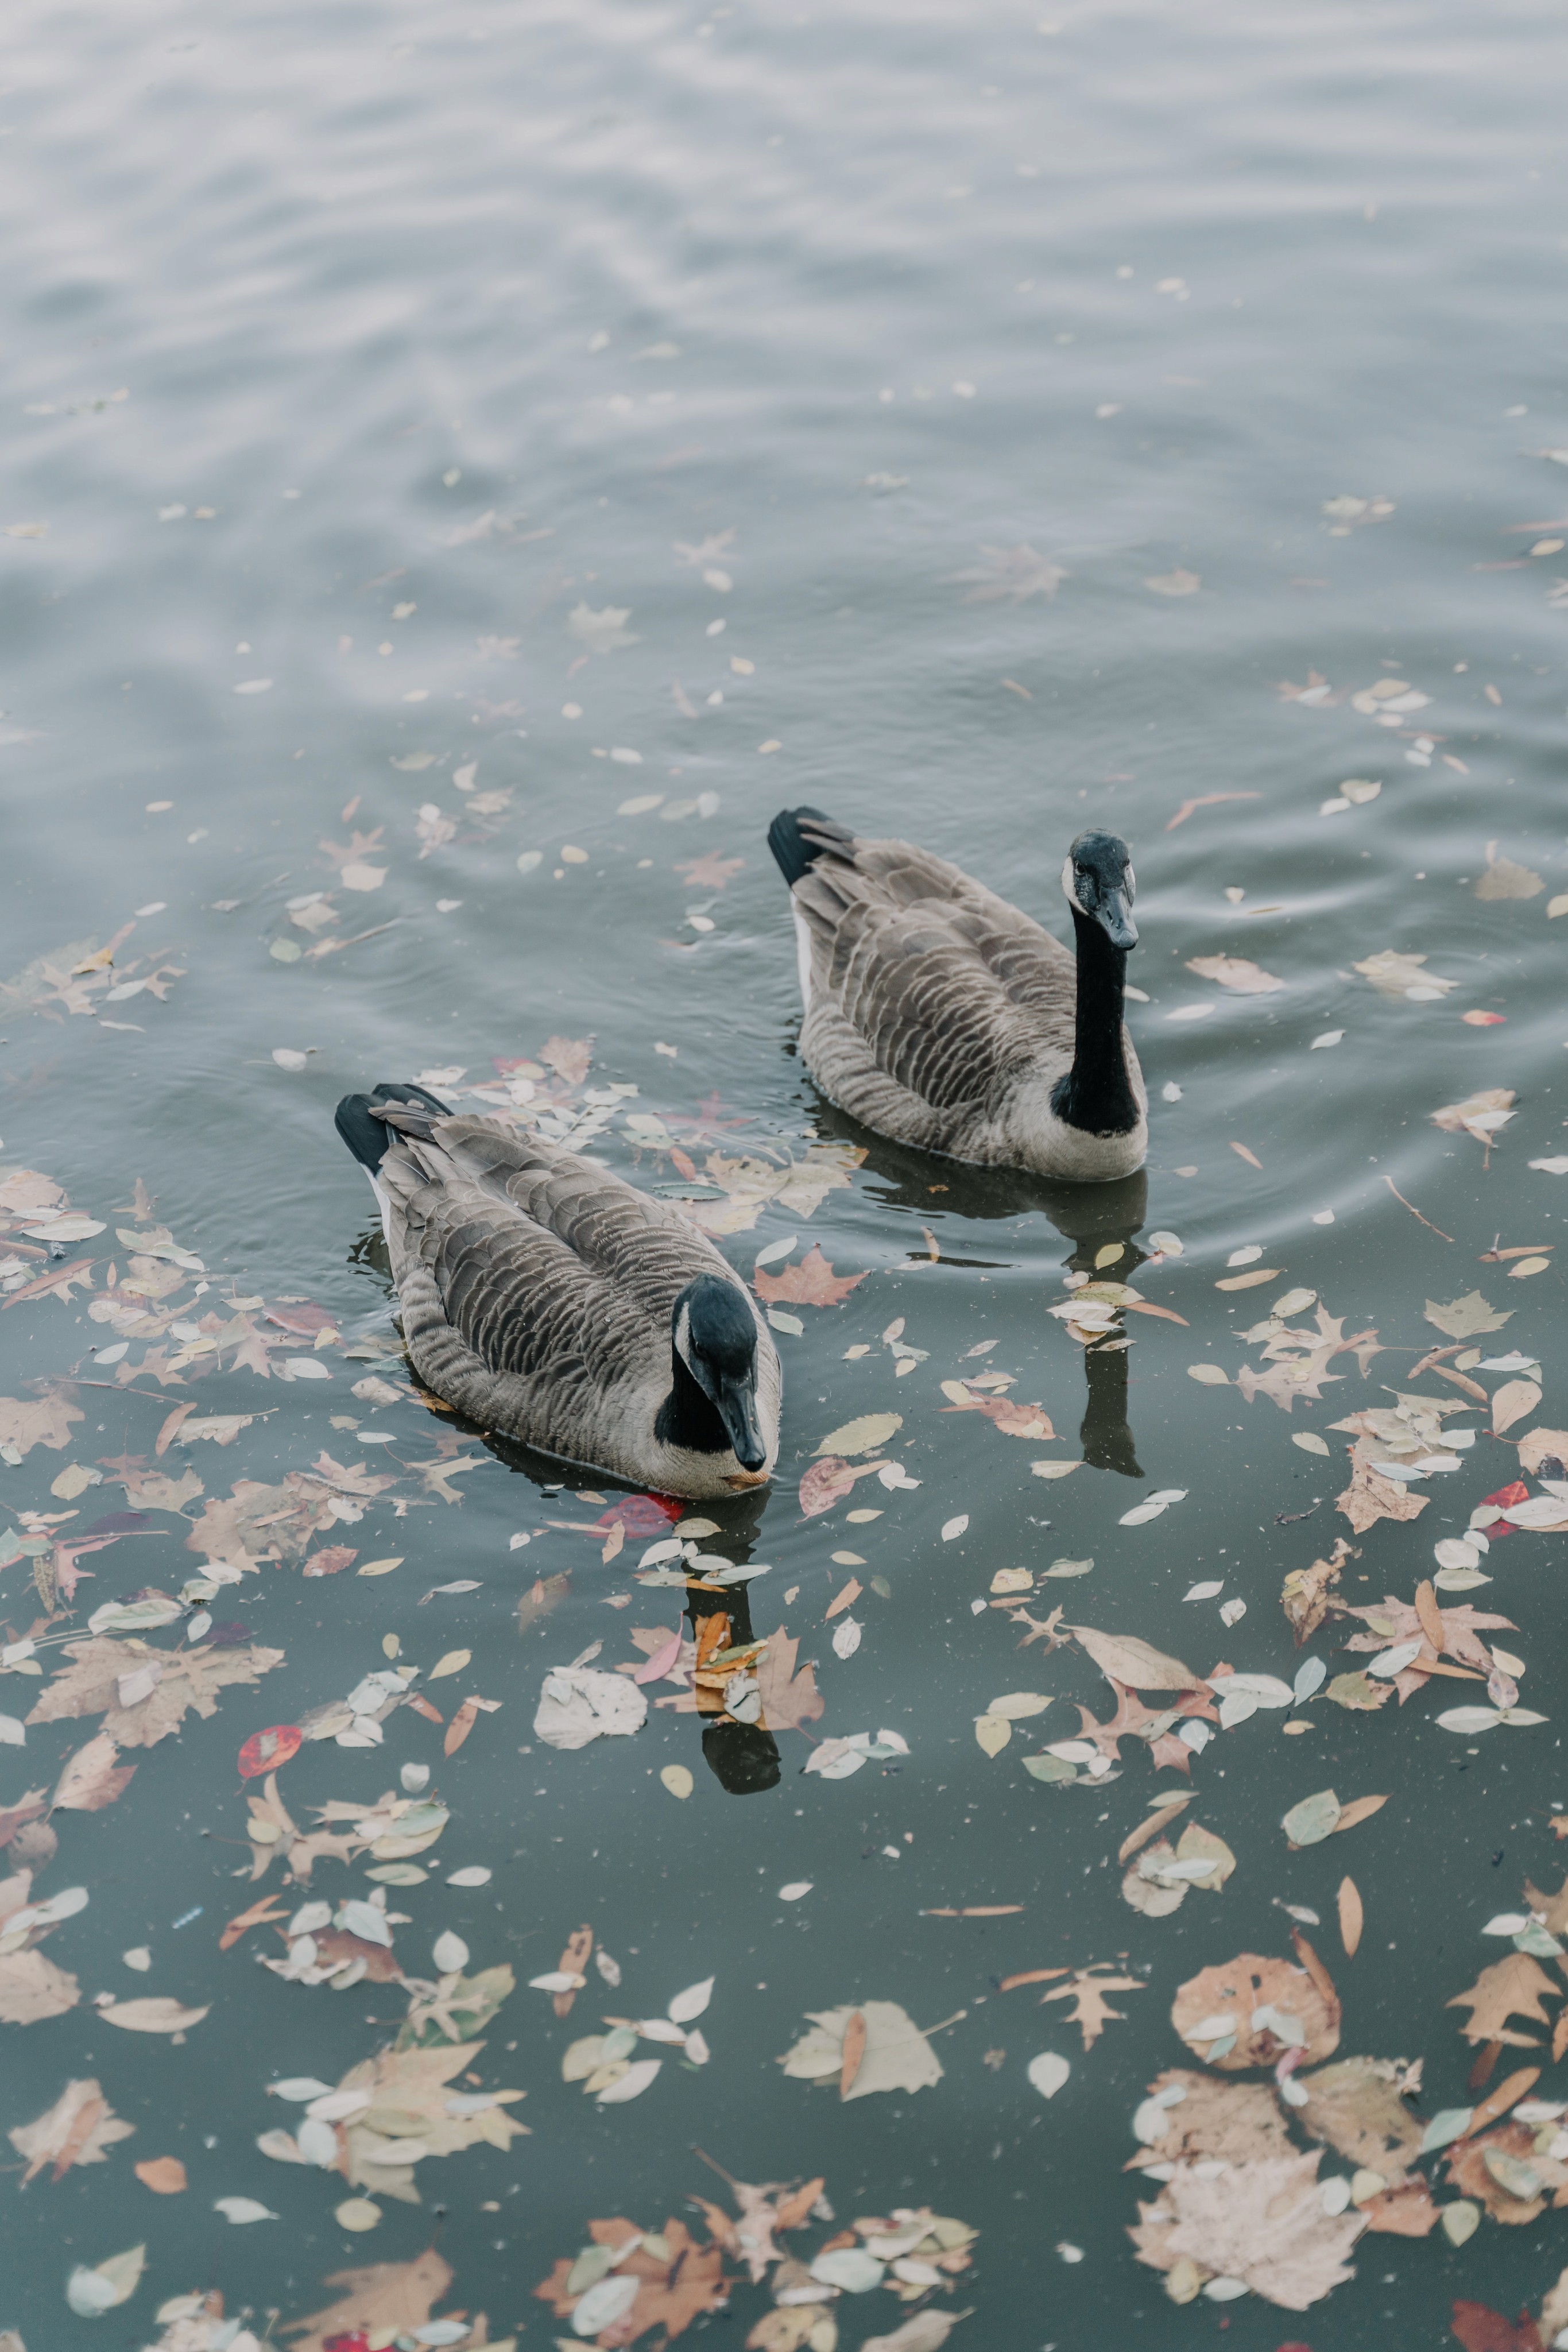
[1051, 909, 1139, 1135]
[655, 1345, 728, 1454]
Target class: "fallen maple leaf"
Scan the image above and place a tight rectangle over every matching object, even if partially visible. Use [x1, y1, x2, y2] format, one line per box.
[1131, 2150, 1362, 2311]
[281, 2252, 455, 2352]
[1281, 1538, 1356, 1643]
[1337, 1442, 1430, 1535]
[753, 1246, 867, 1307]
[26, 1635, 285, 1748]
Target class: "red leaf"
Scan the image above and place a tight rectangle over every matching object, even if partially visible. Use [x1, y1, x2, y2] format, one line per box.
[1451, 2303, 1545, 2352]
[589, 1494, 682, 1538]
[237, 1724, 302, 1780]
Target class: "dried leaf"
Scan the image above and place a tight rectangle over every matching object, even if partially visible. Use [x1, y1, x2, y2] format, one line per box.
[1296, 2056, 1424, 2176]
[26, 1636, 285, 1748]
[779, 2001, 943, 2098]
[0, 1948, 80, 2022]
[10, 2078, 133, 2182]
[1186, 955, 1286, 994]
[1130, 2150, 1362, 2310]
[754, 1247, 867, 1307]
[134, 2156, 187, 2194]
[1447, 1955, 1560, 2049]
[1338, 1877, 1364, 1956]
[51, 1731, 136, 1812]
[1171, 1951, 1339, 2069]
[281, 2251, 456, 2352]
[814, 1413, 901, 1458]
[1042, 1967, 1145, 2050]
[1066, 1623, 1202, 1690]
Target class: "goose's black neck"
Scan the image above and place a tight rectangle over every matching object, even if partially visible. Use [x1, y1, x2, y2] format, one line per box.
[654, 1344, 730, 1455]
[1050, 908, 1140, 1136]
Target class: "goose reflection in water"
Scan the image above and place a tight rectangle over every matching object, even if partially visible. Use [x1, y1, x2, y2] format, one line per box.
[807, 1097, 1151, 1479]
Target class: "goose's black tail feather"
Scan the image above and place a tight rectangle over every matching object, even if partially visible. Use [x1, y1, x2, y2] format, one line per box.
[335, 1080, 452, 1172]
[766, 804, 854, 888]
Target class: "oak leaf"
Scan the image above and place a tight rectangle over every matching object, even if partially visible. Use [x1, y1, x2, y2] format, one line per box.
[1450, 2305, 1546, 2352]
[1447, 1954, 1559, 2050]
[533, 2216, 728, 2343]
[1042, 1966, 1144, 2050]
[1337, 1440, 1430, 1534]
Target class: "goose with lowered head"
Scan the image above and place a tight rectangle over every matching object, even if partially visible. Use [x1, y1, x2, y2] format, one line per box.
[767, 807, 1147, 1181]
[334, 1081, 780, 1498]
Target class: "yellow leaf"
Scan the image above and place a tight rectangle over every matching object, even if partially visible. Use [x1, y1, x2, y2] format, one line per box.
[974, 1714, 1011, 1757]
[355, 1557, 404, 1578]
[429, 1650, 471, 1680]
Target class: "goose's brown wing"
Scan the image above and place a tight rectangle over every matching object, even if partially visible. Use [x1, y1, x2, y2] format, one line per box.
[793, 831, 1076, 1109]
[379, 1115, 721, 1388]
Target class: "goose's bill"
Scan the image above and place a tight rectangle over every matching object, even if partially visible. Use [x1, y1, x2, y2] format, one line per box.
[715, 1376, 768, 1473]
[1097, 887, 1137, 951]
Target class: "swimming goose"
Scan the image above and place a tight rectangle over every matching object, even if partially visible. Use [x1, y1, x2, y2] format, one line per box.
[768, 808, 1147, 1182]
[334, 1083, 781, 1498]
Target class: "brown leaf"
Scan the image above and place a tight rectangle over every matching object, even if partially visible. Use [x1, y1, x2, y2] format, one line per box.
[26, 1635, 285, 1749]
[134, 2156, 187, 2194]
[1332, 1794, 1389, 1835]
[1338, 1875, 1364, 1957]
[1337, 1441, 1430, 1534]
[839, 2009, 866, 2098]
[1186, 955, 1286, 994]
[798, 1456, 886, 1517]
[1295, 2055, 1424, 2177]
[674, 851, 746, 891]
[303, 1544, 358, 1579]
[533, 2216, 727, 2343]
[1447, 1954, 1561, 2049]
[1172, 1951, 1339, 2071]
[554, 1924, 591, 2020]
[1475, 842, 1544, 900]
[443, 1695, 500, 1757]
[1066, 1623, 1202, 1690]
[754, 1245, 867, 1307]
[1126, 2068, 1295, 2173]
[1414, 1579, 1446, 1653]
[51, 1731, 136, 1813]
[1118, 1800, 1191, 1864]
[282, 2252, 455, 2352]
[1470, 2066, 1542, 2137]
[0, 1390, 83, 1455]
[10, 2078, 133, 2183]
[1281, 1538, 1356, 1644]
[1445, 2119, 1567, 2224]
[1449, 2303, 1546, 2352]
[753, 1630, 824, 1734]
[2, 1258, 97, 1310]
[940, 1388, 1056, 1439]
[219, 1893, 289, 1952]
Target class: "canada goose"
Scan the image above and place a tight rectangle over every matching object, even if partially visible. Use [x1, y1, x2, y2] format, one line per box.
[767, 808, 1147, 1182]
[334, 1083, 781, 1498]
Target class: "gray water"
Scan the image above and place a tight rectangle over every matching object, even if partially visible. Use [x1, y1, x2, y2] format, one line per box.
[4, 0, 1568, 2343]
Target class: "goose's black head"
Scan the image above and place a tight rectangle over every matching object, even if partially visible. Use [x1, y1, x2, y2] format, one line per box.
[1061, 830, 1138, 951]
[672, 1274, 766, 1471]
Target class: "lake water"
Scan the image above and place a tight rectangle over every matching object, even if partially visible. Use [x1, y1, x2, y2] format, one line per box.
[4, 0, 1568, 2344]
